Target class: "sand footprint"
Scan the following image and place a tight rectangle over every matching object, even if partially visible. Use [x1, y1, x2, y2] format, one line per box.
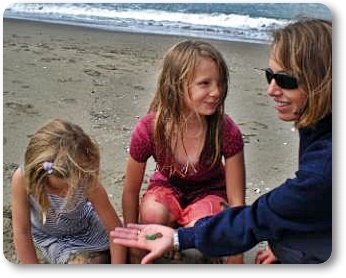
[96, 64, 118, 71]
[5, 101, 38, 115]
[84, 69, 101, 77]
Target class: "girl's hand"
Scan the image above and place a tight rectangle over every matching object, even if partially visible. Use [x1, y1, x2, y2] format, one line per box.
[255, 246, 278, 264]
[110, 223, 174, 264]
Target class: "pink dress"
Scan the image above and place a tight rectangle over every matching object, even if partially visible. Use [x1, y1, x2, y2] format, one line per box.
[129, 112, 244, 208]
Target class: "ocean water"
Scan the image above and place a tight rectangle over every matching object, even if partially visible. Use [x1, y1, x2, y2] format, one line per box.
[3, 3, 332, 44]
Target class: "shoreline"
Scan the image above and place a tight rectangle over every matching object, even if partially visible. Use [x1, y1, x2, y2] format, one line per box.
[3, 18, 298, 264]
[3, 16, 272, 46]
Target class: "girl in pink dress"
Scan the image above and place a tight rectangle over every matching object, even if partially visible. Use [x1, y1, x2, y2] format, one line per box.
[122, 40, 245, 263]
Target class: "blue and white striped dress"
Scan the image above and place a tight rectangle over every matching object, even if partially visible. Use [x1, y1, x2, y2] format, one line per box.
[29, 184, 109, 264]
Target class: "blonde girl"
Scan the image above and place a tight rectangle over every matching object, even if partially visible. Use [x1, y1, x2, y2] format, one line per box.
[11, 119, 126, 264]
[122, 40, 245, 263]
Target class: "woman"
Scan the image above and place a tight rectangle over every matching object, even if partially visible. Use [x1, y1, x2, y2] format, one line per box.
[110, 18, 332, 264]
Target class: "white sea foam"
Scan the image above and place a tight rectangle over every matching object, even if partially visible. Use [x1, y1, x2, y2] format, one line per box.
[3, 3, 329, 44]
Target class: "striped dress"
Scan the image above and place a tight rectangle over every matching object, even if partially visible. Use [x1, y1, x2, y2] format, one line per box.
[29, 183, 109, 264]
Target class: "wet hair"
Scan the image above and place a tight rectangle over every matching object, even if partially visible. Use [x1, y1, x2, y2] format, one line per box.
[24, 119, 100, 222]
[148, 40, 229, 174]
[271, 18, 332, 128]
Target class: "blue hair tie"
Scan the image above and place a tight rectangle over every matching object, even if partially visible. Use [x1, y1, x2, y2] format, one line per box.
[43, 161, 54, 174]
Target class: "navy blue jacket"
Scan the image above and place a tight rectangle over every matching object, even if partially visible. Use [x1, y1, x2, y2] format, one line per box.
[178, 114, 332, 263]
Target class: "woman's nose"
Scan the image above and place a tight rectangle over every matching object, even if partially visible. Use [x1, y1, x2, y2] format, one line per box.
[267, 79, 281, 97]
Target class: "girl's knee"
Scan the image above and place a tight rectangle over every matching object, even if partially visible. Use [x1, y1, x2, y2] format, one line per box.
[140, 198, 171, 224]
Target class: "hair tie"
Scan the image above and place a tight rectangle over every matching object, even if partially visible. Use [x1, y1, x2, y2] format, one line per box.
[43, 161, 54, 174]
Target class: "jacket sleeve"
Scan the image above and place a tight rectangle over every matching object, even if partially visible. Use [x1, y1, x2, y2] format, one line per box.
[177, 168, 332, 257]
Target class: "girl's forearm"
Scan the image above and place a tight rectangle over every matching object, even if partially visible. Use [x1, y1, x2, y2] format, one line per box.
[110, 241, 127, 264]
[227, 190, 245, 207]
[14, 234, 39, 263]
[122, 192, 140, 224]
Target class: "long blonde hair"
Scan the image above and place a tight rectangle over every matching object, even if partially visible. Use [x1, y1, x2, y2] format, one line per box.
[271, 18, 332, 128]
[149, 40, 229, 174]
[24, 119, 100, 222]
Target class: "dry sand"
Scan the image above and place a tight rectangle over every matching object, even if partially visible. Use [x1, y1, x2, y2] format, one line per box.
[3, 18, 299, 264]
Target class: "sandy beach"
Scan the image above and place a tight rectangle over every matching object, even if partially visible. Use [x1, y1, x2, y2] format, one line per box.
[3, 18, 299, 264]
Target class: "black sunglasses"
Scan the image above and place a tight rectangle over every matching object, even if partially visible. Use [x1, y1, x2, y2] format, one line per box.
[263, 68, 298, 89]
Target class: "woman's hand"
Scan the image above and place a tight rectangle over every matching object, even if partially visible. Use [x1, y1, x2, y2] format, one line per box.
[110, 223, 174, 264]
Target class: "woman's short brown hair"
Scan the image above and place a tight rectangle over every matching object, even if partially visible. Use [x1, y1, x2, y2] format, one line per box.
[271, 18, 332, 128]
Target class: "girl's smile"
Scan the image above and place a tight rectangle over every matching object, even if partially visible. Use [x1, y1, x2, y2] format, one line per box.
[185, 57, 222, 116]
